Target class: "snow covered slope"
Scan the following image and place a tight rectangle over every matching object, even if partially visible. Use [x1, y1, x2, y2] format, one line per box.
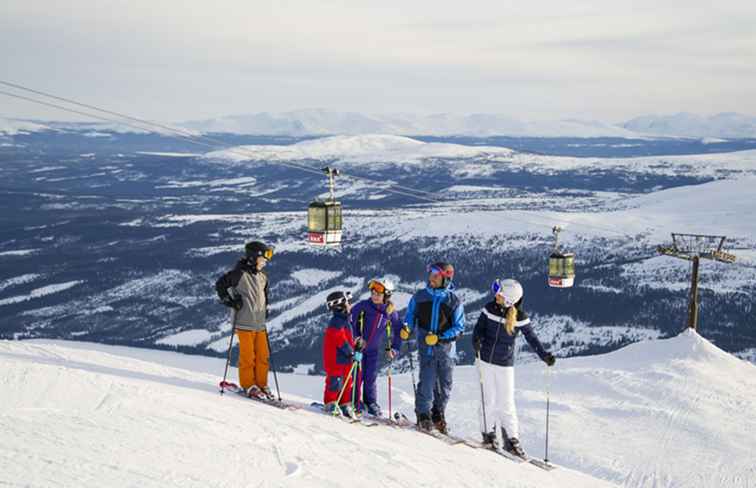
[2, 331, 754, 488]
[0, 340, 610, 488]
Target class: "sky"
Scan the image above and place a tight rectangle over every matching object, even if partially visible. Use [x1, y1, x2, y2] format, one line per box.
[1, 0, 755, 123]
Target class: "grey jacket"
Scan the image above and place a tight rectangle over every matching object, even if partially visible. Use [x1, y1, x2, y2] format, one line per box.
[215, 259, 269, 331]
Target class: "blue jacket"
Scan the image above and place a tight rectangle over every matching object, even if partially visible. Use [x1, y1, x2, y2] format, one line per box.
[404, 285, 465, 351]
[350, 299, 403, 355]
[472, 300, 548, 367]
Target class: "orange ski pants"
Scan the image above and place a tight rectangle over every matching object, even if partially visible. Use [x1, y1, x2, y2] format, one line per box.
[236, 329, 269, 390]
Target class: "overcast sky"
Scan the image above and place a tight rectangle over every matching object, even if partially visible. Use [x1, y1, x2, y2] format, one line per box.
[2, 0, 755, 123]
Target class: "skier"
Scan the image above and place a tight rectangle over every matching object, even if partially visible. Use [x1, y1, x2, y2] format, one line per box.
[322, 290, 366, 418]
[472, 278, 555, 457]
[401, 262, 464, 434]
[349, 277, 403, 417]
[215, 241, 275, 399]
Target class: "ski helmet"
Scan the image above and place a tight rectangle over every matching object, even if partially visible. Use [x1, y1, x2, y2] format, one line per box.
[427, 262, 454, 287]
[326, 290, 352, 313]
[368, 277, 395, 298]
[245, 241, 274, 260]
[491, 279, 523, 308]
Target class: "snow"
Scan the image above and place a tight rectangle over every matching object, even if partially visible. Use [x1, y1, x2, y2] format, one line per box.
[206, 134, 515, 165]
[205, 134, 756, 179]
[156, 329, 214, 347]
[182, 109, 646, 138]
[291, 268, 343, 287]
[0, 117, 49, 135]
[0, 280, 84, 307]
[0, 248, 41, 257]
[0, 273, 43, 293]
[2, 330, 755, 488]
[156, 177, 257, 189]
[623, 112, 756, 139]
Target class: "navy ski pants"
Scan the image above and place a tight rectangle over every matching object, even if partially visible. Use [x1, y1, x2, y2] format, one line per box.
[415, 342, 455, 416]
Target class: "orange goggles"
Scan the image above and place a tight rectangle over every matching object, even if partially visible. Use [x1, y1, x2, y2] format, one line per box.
[368, 280, 387, 295]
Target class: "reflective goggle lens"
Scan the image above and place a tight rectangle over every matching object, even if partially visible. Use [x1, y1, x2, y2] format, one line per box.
[427, 265, 453, 278]
[369, 281, 386, 294]
[263, 248, 274, 260]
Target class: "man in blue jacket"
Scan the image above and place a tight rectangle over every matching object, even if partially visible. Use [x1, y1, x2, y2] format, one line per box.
[401, 262, 464, 434]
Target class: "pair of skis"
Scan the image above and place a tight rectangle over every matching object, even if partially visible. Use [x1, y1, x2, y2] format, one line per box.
[218, 381, 293, 410]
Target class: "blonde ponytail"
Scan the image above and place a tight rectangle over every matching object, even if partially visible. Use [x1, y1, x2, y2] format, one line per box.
[386, 300, 395, 315]
[505, 306, 517, 336]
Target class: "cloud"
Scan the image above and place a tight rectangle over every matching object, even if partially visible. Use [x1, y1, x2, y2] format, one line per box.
[1, 0, 755, 121]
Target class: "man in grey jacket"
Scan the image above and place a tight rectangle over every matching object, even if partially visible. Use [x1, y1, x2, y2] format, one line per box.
[216, 241, 274, 399]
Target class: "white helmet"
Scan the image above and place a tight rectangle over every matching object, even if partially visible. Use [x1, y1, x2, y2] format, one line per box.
[491, 278, 523, 307]
[368, 277, 395, 297]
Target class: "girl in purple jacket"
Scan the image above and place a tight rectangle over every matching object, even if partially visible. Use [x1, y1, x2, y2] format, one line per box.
[349, 277, 403, 417]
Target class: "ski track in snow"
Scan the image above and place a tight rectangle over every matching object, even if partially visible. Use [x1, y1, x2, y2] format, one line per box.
[2, 332, 755, 488]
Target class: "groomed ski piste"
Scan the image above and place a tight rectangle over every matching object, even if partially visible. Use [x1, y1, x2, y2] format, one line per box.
[2, 330, 755, 488]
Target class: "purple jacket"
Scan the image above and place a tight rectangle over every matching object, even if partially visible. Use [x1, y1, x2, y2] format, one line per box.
[350, 299, 403, 355]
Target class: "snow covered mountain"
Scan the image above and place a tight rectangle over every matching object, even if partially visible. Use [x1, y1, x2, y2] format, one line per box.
[3, 129, 756, 374]
[623, 112, 756, 139]
[183, 110, 645, 138]
[2, 330, 754, 488]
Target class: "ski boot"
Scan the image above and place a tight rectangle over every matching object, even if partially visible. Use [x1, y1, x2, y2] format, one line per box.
[245, 385, 263, 398]
[260, 386, 275, 401]
[481, 430, 501, 450]
[340, 404, 358, 420]
[366, 402, 382, 417]
[504, 436, 527, 458]
[416, 412, 433, 432]
[431, 408, 448, 435]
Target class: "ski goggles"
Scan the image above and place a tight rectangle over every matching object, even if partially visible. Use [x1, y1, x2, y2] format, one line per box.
[262, 247, 274, 260]
[491, 279, 516, 307]
[427, 264, 454, 279]
[326, 291, 352, 308]
[368, 280, 389, 295]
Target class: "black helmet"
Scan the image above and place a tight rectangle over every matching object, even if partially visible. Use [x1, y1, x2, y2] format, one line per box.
[326, 290, 352, 313]
[245, 241, 274, 260]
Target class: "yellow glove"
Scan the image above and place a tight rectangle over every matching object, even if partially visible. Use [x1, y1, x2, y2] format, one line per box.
[425, 333, 439, 346]
[399, 324, 411, 341]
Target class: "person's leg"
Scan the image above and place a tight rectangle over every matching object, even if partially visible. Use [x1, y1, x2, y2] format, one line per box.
[252, 330, 270, 388]
[324, 374, 342, 404]
[236, 330, 255, 389]
[415, 348, 437, 419]
[499, 366, 519, 440]
[431, 343, 454, 416]
[361, 351, 379, 407]
[479, 360, 499, 434]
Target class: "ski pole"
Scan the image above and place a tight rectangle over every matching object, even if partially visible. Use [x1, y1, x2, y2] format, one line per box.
[264, 327, 282, 401]
[544, 364, 553, 463]
[220, 308, 237, 395]
[476, 351, 488, 434]
[334, 361, 358, 409]
[386, 322, 393, 420]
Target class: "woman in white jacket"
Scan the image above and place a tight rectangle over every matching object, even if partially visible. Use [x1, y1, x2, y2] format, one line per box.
[472, 278, 555, 457]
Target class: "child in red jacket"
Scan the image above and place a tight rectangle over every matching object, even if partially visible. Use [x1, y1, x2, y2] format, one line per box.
[323, 291, 365, 418]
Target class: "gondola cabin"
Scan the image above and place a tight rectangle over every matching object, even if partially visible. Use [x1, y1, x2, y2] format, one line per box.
[307, 200, 342, 246]
[548, 252, 575, 288]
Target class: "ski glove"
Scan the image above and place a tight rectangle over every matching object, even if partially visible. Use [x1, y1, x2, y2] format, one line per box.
[544, 353, 556, 367]
[353, 351, 363, 363]
[399, 324, 411, 341]
[354, 337, 366, 352]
